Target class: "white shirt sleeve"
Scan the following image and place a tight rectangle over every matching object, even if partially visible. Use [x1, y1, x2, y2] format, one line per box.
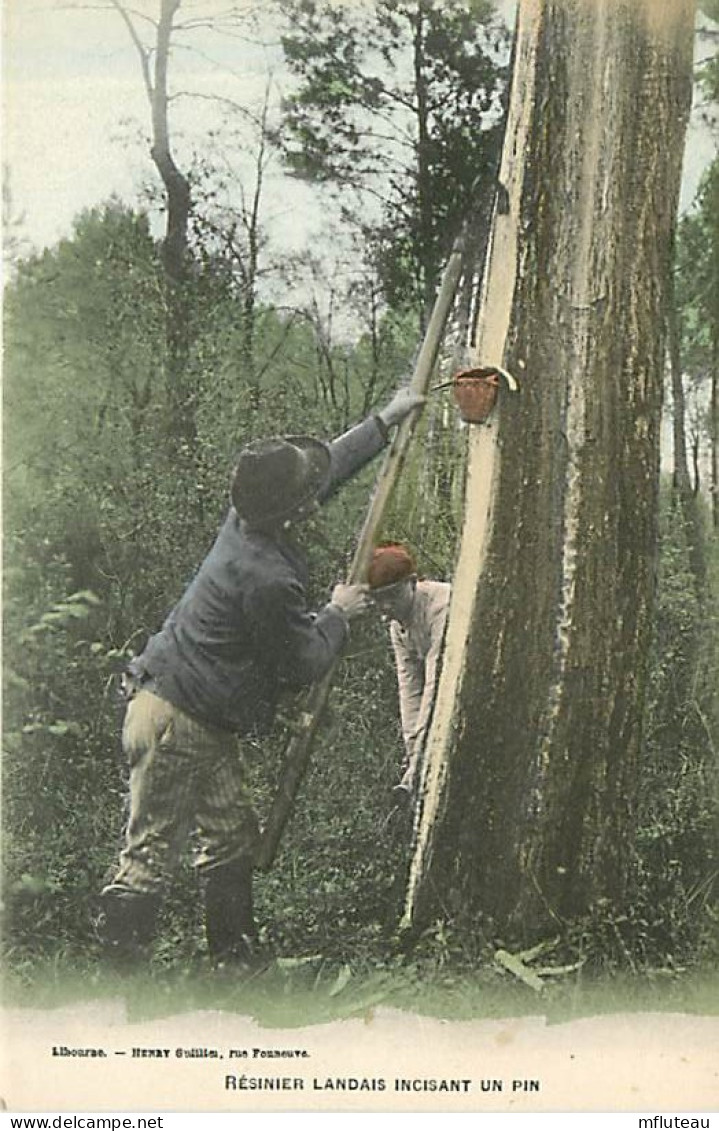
[390, 623, 425, 760]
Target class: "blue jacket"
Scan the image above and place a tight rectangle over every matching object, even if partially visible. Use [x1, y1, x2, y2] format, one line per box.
[130, 416, 387, 734]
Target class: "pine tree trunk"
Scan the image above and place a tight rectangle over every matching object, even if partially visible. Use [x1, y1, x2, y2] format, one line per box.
[668, 265, 708, 589]
[152, 0, 194, 450]
[413, 2, 439, 323]
[403, 0, 695, 939]
[712, 337, 718, 531]
[110, 2, 192, 447]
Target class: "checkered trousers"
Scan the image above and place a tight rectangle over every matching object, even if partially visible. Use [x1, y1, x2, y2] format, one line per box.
[103, 689, 261, 897]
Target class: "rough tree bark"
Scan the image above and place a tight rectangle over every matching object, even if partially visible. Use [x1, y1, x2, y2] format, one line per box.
[403, 0, 696, 939]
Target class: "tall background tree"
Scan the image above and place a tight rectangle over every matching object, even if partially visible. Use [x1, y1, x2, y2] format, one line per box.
[276, 0, 510, 320]
[275, 0, 514, 578]
[109, 0, 195, 449]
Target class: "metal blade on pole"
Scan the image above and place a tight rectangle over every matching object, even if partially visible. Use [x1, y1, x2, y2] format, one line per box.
[256, 233, 467, 871]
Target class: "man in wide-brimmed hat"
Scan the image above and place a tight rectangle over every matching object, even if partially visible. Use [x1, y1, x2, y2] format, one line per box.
[98, 389, 422, 969]
[368, 543, 451, 805]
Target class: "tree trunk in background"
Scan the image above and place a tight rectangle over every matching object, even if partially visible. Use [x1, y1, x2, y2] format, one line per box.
[153, 0, 194, 449]
[152, 0, 190, 284]
[712, 336, 718, 531]
[111, 0, 194, 449]
[669, 277, 691, 498]
[706, 163, 719, 532]
[403, 0, 695, 939]
[668, 265, 708, 590]
[413, 2, 439, 325]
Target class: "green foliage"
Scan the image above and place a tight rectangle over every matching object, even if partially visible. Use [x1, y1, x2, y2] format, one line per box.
[251, 633, 412, 960]
[697, 1, 719, 113]
[277, 0, 510, 310]
[632, 489, 719, 967]
[1, 198, 419, 967]
[676, 160, 719, 375]
[383, 395, 467, 577]
[2, 577, 126, 958]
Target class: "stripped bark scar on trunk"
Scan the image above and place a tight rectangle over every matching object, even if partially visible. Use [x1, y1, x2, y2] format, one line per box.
[403, 0, 695, 936]
[403, 0, 545, 931]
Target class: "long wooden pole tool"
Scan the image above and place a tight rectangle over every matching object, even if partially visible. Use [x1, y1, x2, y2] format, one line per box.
[255, 232, 467, 871]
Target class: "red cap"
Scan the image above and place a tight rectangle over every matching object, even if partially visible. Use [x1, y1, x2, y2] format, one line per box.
[368, 543, 415, 589]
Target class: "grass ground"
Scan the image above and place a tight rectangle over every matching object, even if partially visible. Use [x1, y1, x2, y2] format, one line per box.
[4, 951, 718, 1029]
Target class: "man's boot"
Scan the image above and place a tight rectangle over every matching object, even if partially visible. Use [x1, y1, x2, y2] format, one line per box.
[95, 889, 159, 966]
[202, 858, 264, 970]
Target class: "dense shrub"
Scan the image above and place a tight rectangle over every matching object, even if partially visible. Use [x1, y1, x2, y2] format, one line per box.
[631, 492, 718, 967]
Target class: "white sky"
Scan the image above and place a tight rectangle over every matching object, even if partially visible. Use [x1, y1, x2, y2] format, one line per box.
[4, 1, 155, 247]
[2, 0, 717, 257]
[2, 0, 322, 255]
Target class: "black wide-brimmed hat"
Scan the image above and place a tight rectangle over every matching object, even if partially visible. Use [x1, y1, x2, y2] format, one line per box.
[231, 435, 331, 525]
